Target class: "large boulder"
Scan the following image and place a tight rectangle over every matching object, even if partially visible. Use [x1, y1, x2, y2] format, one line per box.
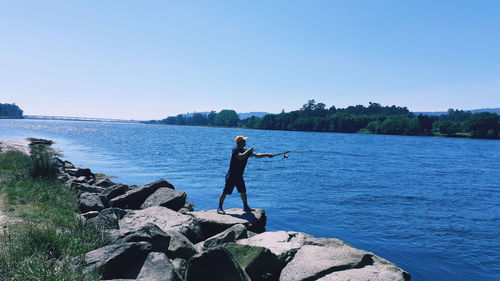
[83, 242, 152, 279]
[96, 178, 116, 188]
[278, 244, 374, 281]
[136, 252, 183, 281]
[316, 255, 411, 281]
[189, 208, 266, 240]
[236, 231, 312, 265]
[78, 192, 105, 213]
[75, 183, 106, 194]
[140, 188, 186, 211]
[110, 179, 174, 209]
[226, 243, 282, 281]
[119, 206, 203, 243]
[112, 223, 171, 254]
[197, 223, 248, 251]
[185, 247, 251, 281]
[165, 230, 198, 260]
[92, 208, 127, 230]
[100, 184, 129, 202]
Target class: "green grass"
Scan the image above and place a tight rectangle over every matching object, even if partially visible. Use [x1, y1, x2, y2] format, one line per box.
[0, 149, 108, 280]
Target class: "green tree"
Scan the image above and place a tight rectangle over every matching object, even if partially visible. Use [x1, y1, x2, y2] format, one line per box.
[465, 112, 500, 138]
[214, 110, 239, 127]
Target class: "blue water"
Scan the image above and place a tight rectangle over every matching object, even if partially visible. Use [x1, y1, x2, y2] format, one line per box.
[1, 119, 499, 281]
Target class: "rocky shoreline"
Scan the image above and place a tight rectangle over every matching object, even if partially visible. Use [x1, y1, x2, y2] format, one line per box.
[9, 139, 411, 281]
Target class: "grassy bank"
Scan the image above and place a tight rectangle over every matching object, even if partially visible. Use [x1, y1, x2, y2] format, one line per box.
[0, 144, 108, 280]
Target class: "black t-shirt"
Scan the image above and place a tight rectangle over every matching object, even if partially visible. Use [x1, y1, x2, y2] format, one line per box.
[227, 146, 250, 178]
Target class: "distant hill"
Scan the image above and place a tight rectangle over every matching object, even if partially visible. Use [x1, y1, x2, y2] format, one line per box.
[24, 115, 140, 123]
[414, 108, 500, 116]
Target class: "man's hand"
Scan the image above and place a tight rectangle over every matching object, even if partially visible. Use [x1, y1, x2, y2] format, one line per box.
[267, 154, 274, 158]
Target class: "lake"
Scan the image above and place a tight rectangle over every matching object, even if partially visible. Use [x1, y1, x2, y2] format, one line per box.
[1, 119, 499, 281]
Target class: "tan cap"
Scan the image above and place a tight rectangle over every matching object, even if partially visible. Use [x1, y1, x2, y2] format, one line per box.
[235, 135, 248, 143]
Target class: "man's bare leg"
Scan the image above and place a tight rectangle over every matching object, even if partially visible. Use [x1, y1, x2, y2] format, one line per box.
[240, 192, 254, 212]
[218, 192, 226, 214]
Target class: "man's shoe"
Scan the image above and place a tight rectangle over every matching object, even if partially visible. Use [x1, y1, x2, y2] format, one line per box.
[217, 208, 225, 214]
[243, 206, 254, 212]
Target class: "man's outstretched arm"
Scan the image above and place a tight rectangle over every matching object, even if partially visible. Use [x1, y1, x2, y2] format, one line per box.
[250, 152, 274, 158]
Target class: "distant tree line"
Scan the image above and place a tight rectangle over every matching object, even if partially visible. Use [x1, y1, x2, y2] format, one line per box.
[0, 103, 23, 119]
[146, 100, 500, 139]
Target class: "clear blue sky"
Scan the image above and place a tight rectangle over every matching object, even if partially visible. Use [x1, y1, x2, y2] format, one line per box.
[1, 1, 499, 120]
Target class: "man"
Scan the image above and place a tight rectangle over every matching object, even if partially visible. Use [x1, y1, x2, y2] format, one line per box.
[217, 135, 274, 214]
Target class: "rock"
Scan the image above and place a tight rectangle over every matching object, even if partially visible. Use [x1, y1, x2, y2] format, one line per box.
[76, 176, 88, 183]
[96, 178, 116, 188]
[112, 223, 171, 254]
[78, 192, 105, 213]
[278, 244, 374, 281]
[83, 242, 152, 279]
[316, 255, 411, 281]
[185, 247, 251, 281]
[92, 208, 128, 230]
[236, 231, 312, 265]
[82, 211, 100, 219]
[63, 161, 75, 169]
[75, 183, 106, 194]
[75, 168, 94, 179]
[100, 183, 129, 202]
[189, 208, 266, 240]
[136, 252, 183, 281]
[140, 188, 186, 211]
[110, 179, 174, 209]
[172, 258, 188, 279]
[119, 206, 203, 243]
[226, 243, 282, 281]
[65, 168, 78, 176]
[165, 230, 198, 260]
[197, 223, 248, 251]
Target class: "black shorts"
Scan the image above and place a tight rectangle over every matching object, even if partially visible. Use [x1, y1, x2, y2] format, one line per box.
[224, 174, 246, 195]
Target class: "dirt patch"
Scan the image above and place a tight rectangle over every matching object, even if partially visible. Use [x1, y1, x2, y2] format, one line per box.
[0, 140, 30, 155]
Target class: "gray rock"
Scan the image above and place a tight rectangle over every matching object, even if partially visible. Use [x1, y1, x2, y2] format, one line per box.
[178, 201, 195, 213]
[100, 183, 129, 202]
[185, 247, 251, 281]
[96, 178, 116, 188]
[75, 183, 106, 194]
[316, 255, 411, 281]
[165, 230, 197, 260]
[110, 179, 174, 209]
[76, 176, 88, 183]
[83, 242, 152, 279]
[119, 206, 203, 243]
[198, 223, 248, 251]
[226, 243, 282, 281]
[136, 252, 183, 281]
[82, 211, 100, 219]
[75, 168, 94, 179]
[113, 223, 171, 254]
[63, 161, 75, 169]
[279, 244, 374, 281]
[140, 188, 186, 211]
[189, 208, 266, 240]
[92, 208, 128, 230]
[172, 258, 188, 279]
[236, 231, 312, 265]
[78, 192, 105, 213]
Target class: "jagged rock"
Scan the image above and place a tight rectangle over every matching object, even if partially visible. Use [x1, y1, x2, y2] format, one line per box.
[316, 255, 411, 281]
[112, 223, 171, 254]
[185, 247, 251, 281]
[75, 183, 106, 194]
[236, 231, 312, 265]
[83, 242, 152, 279]
[92, 208, 128, 230]
[136, 252, 183, 281]
[76, 176, 88, 183]
[226, 243, 282, 281]
[78, 192, 105, 213]
[189, 208, 266, 240]
[82, 211, 100, 219]
[172, 258, 188, 279]
[96, 178, 116, 188]
[100, 184, 129, 202]
[197, 223, 248, 251]
[119, 206, 203, 243]
[165, 230, 197, 260]
[278, 244, 374, 281]
[110, 179, 174, 209]
[63, 161, 75, 169]
[140, 188, 186, 211]
[76, 168, 94, 178]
